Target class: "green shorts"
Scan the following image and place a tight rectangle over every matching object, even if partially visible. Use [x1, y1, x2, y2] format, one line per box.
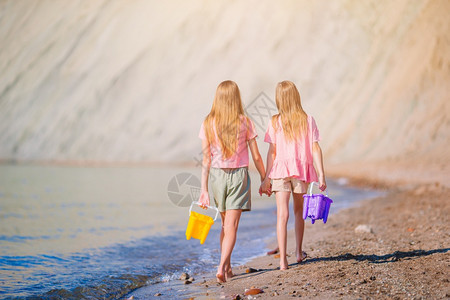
[210, 167, 251, 212]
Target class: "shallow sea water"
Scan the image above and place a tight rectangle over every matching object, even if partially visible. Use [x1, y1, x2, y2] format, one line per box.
[0, 164, 380, 299]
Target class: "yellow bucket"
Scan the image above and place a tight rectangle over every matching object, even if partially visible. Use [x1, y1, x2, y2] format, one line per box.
[186, 202, 219, 244]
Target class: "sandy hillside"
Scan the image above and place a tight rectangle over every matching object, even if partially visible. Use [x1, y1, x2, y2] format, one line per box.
[0, 0, 449, 165]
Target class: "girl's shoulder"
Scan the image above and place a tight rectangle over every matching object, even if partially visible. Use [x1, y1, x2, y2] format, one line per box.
[239, 114, 249, 126]
[239, 114, 249, 121]
[271, 114, 280, 122]
[204, 114, 213, 124]
[270, 114, 280, 130]
[307, 115, 318, 125]
[240, 114, 256, 126]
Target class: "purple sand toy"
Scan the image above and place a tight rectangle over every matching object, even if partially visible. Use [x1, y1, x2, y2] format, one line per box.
[303, 182, 333, 224]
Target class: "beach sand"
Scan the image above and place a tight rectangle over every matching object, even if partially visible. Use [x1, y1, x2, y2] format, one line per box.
[192, 163, 450, 299]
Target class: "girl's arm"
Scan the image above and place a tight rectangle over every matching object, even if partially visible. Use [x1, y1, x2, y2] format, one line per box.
[248, 138, 266, 182]
[261, 143, 276, 193]
[199, 138, 211, 208]
[312, 142, 327, 191]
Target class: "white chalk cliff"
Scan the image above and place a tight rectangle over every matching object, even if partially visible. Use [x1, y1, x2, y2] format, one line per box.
[0, 0, 449, 164]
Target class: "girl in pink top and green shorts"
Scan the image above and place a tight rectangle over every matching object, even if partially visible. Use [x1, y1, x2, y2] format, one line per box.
[198, 81, 267, 283]
[261, 81, 327, 270]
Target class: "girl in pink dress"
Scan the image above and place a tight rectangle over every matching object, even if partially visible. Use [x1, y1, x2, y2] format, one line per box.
[199, 80, 267, 282]
[260, 81, 326, 270]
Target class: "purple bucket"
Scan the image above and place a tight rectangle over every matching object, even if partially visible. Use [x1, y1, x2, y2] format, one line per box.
[303, 182, 333, 224]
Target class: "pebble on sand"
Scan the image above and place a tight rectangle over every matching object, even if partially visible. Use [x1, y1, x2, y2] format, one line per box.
[180, 272, 195, 284]
[354, 224, 373, 234]
[244, 288, 264, 295]
[245, 267, 258, 273]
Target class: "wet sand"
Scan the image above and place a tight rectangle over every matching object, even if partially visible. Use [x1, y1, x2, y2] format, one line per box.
[194, 163, 450, 299]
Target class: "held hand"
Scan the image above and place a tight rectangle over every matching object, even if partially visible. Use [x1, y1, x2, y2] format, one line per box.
[318, 176, 327, 192]
[268, 184, 273, 196]
[260, 178, 272, 196]
[260, 185, 272, 196]
[263, 184, 273, 197]
[259, 176, 265, 196]
[198, 190, 210, 209]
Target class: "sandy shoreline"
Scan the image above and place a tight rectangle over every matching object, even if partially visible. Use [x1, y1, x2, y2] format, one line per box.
[187, 163, 450, 299]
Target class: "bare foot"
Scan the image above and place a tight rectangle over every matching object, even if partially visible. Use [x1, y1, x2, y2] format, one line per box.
[280, 257, 289, 270]
[224, 264, 233, 280]
[296, 251, 307, 264]
[225, 270, 234, 280]
[216, 273, 226, 283]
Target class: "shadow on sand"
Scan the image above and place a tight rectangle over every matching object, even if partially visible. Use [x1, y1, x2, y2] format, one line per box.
[303, 248, 450, 264]
[232, 248, 449, 280]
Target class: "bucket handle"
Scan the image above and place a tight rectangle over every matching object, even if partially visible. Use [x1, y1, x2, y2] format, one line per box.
[307, 182, 328, 197]
[189, 201, 220, 221]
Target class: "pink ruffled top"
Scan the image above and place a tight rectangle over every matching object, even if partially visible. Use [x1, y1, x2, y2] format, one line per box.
[264, 115, 320, 182]
[199, 116, 258, 168]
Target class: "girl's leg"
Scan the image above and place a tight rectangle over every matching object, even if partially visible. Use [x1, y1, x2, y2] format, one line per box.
[219, 212, 233, 280]
[218, 212, 227, 277]
[292, 192, 306, 263]
[217, 209, 242, 282]
[276, 191, 291, 270]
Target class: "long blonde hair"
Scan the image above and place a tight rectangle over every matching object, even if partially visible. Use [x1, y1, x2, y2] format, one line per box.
[272, 81, 308, 141]
[204, 80, 248, 159]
